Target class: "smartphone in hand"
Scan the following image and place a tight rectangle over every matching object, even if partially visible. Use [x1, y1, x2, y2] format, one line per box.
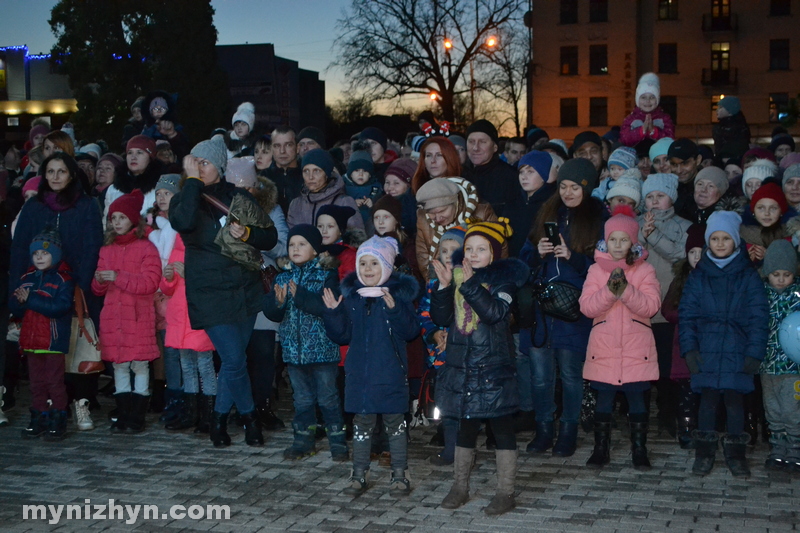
[544, 222, 560, 248]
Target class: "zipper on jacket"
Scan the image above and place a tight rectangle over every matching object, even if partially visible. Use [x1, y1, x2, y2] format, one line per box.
[632, 319, 651, 329]
[592, 320, 606, 328]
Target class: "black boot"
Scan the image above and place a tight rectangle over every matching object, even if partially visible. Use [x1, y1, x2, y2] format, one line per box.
[552, 421, 578, 457]
[194, 395, 215, 434]
[256, 399, 285, 431]
[580, 382, 597, 433]
[21, 409, 48, 439]
[526, 421, 554, 453]
[677, 417, 697, 449]
[484, 420, 496, 450]
[110, 393, 131, 433]
[210, 411, 231, 447]
[166, 393, 198, 430]
[722, 433, 751, 477]
[629, 413, 651, 470]
[692, 430, 719, 476]
[586, 413, 611, 468]
[158, 387, 182, 423]
[127, 393, 149, 433]
[45, 409, 68, 441]
[513, 410, 536, 433]
[240, 411, 264, 446]
[150, 379, 167, 414]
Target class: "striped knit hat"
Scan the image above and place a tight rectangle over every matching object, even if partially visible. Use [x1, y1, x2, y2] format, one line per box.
[464, 218, 513, 262]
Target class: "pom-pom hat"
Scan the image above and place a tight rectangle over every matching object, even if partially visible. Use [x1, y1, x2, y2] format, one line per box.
[604, 205, 640, 244]
[464, 218, 513, 262]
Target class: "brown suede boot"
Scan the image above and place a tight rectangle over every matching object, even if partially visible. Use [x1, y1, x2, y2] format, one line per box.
[440, 446, 476, 509]
[484, 449, 517, 516]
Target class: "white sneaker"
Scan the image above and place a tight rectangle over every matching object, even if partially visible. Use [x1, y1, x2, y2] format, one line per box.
[73, 399, 94, 431]
[0, 386, 7, 426]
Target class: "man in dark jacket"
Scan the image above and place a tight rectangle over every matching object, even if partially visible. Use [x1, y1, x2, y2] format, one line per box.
[669, 139, 704, 221]
[267, 126, 303, 215]
[712, 96, 750, 158]
[462, 119, 518, 216]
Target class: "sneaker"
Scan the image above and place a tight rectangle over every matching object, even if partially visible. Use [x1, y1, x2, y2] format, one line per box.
[72, 399, 94, 431]
[389, 471, 411, 497]
[343, 470, 368, 496]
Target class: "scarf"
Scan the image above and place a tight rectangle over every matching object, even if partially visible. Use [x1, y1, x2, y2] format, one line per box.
[114, 231, 139, 245]
[707, 248, 741, 269]
[357, 286, 386, 297]
[426, 177, 479, 262]
[43, 191, 78, 212]
[453, 267, 488, 336]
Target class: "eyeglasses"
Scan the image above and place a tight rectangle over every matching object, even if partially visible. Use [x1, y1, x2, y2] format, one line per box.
[151, 106, 167, 113]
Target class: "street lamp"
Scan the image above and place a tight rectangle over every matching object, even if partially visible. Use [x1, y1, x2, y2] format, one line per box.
[470, 35, 499, 123]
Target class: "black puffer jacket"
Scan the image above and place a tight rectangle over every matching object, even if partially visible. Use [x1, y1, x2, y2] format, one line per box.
[169, 178, 278, 330]
[430, 255, 529, 419]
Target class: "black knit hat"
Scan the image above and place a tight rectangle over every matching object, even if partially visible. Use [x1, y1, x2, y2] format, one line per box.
[667, 138, 699, 161]
[557, 158, 598, 194]
[301, 148, 334, 177]
[358, 127, 388, 151]
[316, 204, 356, 233]
[569, 131, 603, 157]
[297, 126, 327, 150]
[466, 119, 498, 146]
[288, 224, 324, 254]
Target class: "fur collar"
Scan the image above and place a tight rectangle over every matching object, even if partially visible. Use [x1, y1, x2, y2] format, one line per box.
[341, 271, 420, 302]
[115, 160, 164, 195]
[450, 251, 529, 288]
[253, 176, 279, 214]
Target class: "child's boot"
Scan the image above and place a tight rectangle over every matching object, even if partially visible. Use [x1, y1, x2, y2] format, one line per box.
[210, 411, 231, 447]
[691, 430, 719, 475]
[110, 392, 131, 433]
[72, 399, 94, 431]
[484, 449, 517, 516]
[526, 420, 554, 453]
[21, 409, 48, 439]
[586, 412, 612, 468]
[127, 393, 149, 433]
[785, 434, 800, 472]
[327, 423, 349, 461]
[45, 409, 68, 441]
[283, 424, 316, 459]
[166, 393, 198, 431]
[389, 469, 411, 497]
[440, 446, 476, 509]
[552, 420, 579, 457]
[765, 431, 789, 471]
[629, 412, 651, 470]
[722, 433, 751, 477]
[240, 411, 264, 446]
[343, 469, 369, 496]
[194, 395, 215, 434]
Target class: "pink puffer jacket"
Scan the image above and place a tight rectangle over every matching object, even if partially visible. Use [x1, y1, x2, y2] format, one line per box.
[579, 252, 662, 385]
[159, 236, 215, 352]
[91, 234, 162, 363]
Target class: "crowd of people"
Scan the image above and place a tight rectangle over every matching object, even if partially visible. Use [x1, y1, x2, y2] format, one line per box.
[0, 72, 799, 516]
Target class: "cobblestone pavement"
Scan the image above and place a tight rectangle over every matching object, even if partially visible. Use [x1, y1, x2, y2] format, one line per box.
[0, 387, 798, 533]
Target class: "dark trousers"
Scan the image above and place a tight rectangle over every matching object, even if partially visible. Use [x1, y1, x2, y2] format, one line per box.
[457, 414, 516, 450]
[698, 388, 744, 434]
[27, 352, 67, 411]
[246, 329, 276, 406]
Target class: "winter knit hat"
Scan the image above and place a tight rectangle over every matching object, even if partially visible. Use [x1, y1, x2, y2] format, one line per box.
[370, 194, 403, 225]
[769, 134, 796, 154]
[608, 146, 638, 171]
[642, 173, 679, 204]
[440, 226, 466, 247]
[718, 96, 741, 116]
[526, 127, 549, 146]
[635, 72, 660, 107]
[411, 136, 427, 153]
[606, 176, 642, 207]
[22, 176, 41, 196]
[704, 210, 741, 245]
[742, 159, 778, 198]
[783, 164, 800, 186]
[356, 235, 399, 292]
[301, 148, 334, 178]
[763, 239, 797, 276]
[466, 119, 499, 146]
[347, 150, 374, 176]
[667, 138, 699, 161]
[743, 147, 777, 164]
[98, 153, 125, 177]
[30, 227, 62, 265]
[231, 102, 255, 130]
[316, 204, 356, 234]
[557, 157, 598, 194]
[518, 150, 553, 181]
[604, 205, 639, 244]
[569, 131, 603, 157]
[416, 177, 460, 210]
[130, 96, 145, 113]
[620, 167, 644, 182]
[464, 218, 513, 262]
[226, 157, 258, 188]
[649, 137, 674, 161]
[126, 134, 157, 157]
[190, 135, 228, 178]
[288, 224, 324, 254]
[694, 166, 729, 195]
[297, 126, 326, 149]
[750, 182, 789, 215]
[149, 96, 168, 114]
[358, 127, 388, 151]
[29, 124, 49, 144]
[155, 173, 181, 195]
[108, 188, 144, 224]
[385, 158, 417, 184]
[448, 135, 466, 150]
[780, 152, 800, 170]
[685, 224, 706, 254]
[80, 143, 102, 160]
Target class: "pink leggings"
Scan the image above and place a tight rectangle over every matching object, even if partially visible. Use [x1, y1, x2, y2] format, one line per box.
[27, 352, 67, 411]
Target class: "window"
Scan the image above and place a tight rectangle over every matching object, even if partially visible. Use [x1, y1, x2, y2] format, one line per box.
[7, 117, 19, 127]
[660, 95, 678, 124]
[658, 0, 678, 20]
[589, 97, 608, 126]
[711, 42, 730, 71]
[560, 46, 578, 75]
[560, 98, 578, 127]
[770, 39, 790, 71]
[589, 0, 608, 22]
[770, 93, 789, 122]
[589, 45, 608, 75]
[658, 43, 678, 73]
[711, 0, 730, 19]
[710, 94, 723, 123]
[560, 0, 578, 24]
[771, 0, 791, 16]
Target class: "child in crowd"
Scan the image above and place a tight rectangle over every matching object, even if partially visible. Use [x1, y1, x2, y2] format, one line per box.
[263, 225, 347, 461]
[316, 204, 364, 280]
[92, 189, 162, 433]
[741, 159, 777, 201]
[382, 158, 419, 236]
[605, 174, 642, 214]
[370, 194, 419, 279]
[323, 236, 420, 497]
[12, 229, 75, 440]
[760, 239, 800, 472]
[224, 102, 257, 159]
[741, 183, 790, 265]
[679, 211, 768, 477]
[344, 150, 383, 225]
[592, 146, 637, 201]
[620, 72, 675, 147]
[431, 220, 528, 516]
[580, 206, 661, 470]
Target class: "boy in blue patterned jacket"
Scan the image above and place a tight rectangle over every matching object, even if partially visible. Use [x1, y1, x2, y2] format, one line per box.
[263, 224, 346, 461]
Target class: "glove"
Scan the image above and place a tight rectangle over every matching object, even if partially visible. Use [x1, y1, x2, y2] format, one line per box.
[684, 350, 702, 374]
[743, 357, 762, 375]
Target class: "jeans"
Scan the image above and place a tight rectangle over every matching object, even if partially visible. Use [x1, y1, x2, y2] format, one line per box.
[529, 347, 585, 424]
[596, 389, 647, 414]
[205, 315, 257, 415]
[352, 413, 407, 473]
[286, 363, 343, 430]
[113, 361, 150, 395]
[246, 329, 276, 406]
[698, 388, 744, 434]
[158, 330, 182, 392]
[180, 350, 216, 395]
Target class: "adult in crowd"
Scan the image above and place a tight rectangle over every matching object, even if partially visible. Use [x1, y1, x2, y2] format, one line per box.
[770, 134, 795, 165]
[358, 127, 390, 183]
[93, 153, 125, 207]
[712, 96, 750, 158]
[783, 164, 800, 220]
[668, 139, 704, 221]
[462, 119, 517, 216]
[411, 137, 462, 194]
[449, 135, 468, 166]
[103, 135, 165, 225]
[569, 131, 605, 180]
[287, 148, 363, 230]
[169, 135, 278, 447]
[42, 131, 75, 158]
[650, 138, 674, 175]
[505, 151, 556, 258]
[296, 127, 326, 158]
[503, 138, 526, 167]
[693, 167, 728, 224]
[266, 126, 302, 214]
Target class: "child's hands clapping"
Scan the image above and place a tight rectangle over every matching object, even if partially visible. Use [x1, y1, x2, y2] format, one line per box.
[322, 287, 343, 309]
[607, 267, 628, 297]
[433, 330, 447, 353]
[95, 270, 117, 283]
[14, 287, 29, 304]
[288, 280, 297, 298]
[461, 261, 473, 282]
[642, 211, 656, 238]
[432, 260, 453, 288]
[382, 288, 395, 309]
[748, 244, 766, 262]
[274, 284, 287, 306]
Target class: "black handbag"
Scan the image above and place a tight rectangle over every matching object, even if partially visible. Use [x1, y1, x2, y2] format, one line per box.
[532, 261, 582, 323]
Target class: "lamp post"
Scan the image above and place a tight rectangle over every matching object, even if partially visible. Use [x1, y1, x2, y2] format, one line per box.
[470, 35, 498, 123]
[524, 2, 534, 128]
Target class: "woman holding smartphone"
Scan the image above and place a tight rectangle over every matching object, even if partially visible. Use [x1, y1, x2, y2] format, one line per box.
[517, 158, 606, 458]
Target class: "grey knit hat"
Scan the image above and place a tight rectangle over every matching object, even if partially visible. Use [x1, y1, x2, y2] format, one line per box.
[190, 135, 228, 177]
[155, 173, 181, 195]
[642, 173, 679, 203]
[694, 166, 729, 195]
[762, 239, 797, 277]
[783, 164, 800, 187]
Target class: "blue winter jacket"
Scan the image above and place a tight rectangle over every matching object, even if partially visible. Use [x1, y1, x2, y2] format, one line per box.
[323, 272, 420, 414]
[678, 249, 769, 393]
[263, 257, 341, 365]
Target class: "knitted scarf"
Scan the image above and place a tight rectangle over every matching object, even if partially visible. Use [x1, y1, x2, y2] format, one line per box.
[453, 266, 487, 336]
[426, 177, 479, 261]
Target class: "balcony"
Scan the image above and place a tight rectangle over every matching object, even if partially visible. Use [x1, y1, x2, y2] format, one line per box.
[702, 13, 738, 33]
[701, 68, 738, 88]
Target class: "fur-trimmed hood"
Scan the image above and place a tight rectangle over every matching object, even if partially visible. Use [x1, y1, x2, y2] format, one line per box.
[450, 250, 529, 288]
[142, 90, 178, 126]
[340, 270, 420, 302]
[114, 159, 165, 195]
[253, 176, 279, 215]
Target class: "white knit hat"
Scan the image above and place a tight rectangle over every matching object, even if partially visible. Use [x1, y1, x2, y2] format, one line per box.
[606, 176, 642, 207]
[635, 73, 660, 107]
[231, 102, 255, 130]
[742, 159, 778, 199]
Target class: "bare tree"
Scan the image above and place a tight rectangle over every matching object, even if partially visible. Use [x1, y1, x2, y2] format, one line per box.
[474, 29, 528, 136]
[334, 0, 524, 123]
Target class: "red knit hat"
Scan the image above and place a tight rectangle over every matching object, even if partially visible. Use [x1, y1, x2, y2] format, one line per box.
[750, 182, 788, 214]
[126, 134, 157, 157]
[604, 205, 640, 244]
[108, 189, 144, 223]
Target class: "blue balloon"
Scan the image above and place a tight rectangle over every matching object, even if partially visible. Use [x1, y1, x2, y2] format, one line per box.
[778, 311, 800, 364]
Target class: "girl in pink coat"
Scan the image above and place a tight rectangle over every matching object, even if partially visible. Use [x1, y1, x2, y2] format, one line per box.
[620, 73, 675, 147]
[92, 189, 162, 433]
[579, 205, 661, 470]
